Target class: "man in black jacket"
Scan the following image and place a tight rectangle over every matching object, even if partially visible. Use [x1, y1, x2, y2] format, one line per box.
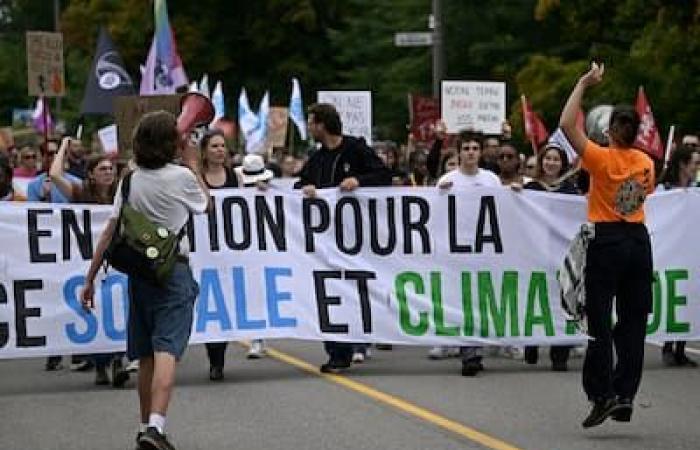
[296, 103, 391, 373]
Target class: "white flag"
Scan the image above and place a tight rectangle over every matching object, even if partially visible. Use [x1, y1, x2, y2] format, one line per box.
[288, 77, 307, 140]
[211, 81, 225, 127]
[246, 91, 269, 154]
[238, 88, 258, 137]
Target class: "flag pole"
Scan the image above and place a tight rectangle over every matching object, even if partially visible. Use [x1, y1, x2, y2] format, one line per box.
[664, 124, 675, 165]
[41, 96, 49, 149]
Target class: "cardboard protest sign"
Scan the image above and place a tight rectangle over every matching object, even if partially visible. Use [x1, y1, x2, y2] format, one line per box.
[409, 94, 439, 143]
[441, 81, 505, 135]
[113, 95, 182, 158]
[26, 32, 65, 97]
[97, 125, 118, 155]
[268, 107, 289, 147]
[317, 91, 372, 144]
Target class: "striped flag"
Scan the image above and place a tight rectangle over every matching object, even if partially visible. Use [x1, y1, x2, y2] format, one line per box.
[139, 0, 188, 95]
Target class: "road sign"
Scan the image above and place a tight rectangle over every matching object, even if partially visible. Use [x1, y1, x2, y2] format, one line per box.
[26, 31, 65, 97]
[394, 32, 433, 47]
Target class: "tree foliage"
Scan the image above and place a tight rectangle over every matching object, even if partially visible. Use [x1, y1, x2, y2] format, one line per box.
[0, 0, 698, 146]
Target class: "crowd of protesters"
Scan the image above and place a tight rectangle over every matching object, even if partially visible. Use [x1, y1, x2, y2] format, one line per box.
[1, 92, 699, 444]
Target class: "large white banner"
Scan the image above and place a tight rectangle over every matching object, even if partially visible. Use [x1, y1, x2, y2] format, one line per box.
[1, 187, 698, 359]
[441, 81, 506, 134]
[317, 90, 372, 145]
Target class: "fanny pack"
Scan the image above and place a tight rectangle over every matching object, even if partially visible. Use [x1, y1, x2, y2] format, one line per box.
[104, 171, 186, 285]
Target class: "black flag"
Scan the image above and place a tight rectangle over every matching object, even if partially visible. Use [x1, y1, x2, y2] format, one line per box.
[80, 27, 135, 115]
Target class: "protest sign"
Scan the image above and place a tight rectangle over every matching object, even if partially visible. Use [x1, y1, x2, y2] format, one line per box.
[97, 125, 118, 154]
[113, 95, 181, 158]
[317, 91, 372, 144]
[268, 107, 289, 147]
[26, 32, 65, 97]
[441, 81, 505, 134]
[0, 188, 698, 358]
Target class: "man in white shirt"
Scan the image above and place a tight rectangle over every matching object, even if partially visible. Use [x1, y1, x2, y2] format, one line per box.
[437, 133, 500, 376]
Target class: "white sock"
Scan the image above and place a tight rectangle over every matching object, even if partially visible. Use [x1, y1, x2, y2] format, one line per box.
[148, 413, 166, 435]
[139, 423, 148, 434]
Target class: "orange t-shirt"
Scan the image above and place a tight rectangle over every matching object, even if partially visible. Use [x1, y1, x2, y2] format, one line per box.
[581, 141, 654, 223]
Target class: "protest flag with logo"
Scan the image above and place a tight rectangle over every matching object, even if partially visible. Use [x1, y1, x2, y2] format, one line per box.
[634, 86, 664, 160]
[139, 0, 188, 95]
[521, 95, 549, 153]
[80, 27, 135, 115]
[288, 78, 307, 140]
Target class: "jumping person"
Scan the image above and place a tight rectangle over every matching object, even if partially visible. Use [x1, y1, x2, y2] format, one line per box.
[80, 111, 209, 449]
[559, 63, 655, 428]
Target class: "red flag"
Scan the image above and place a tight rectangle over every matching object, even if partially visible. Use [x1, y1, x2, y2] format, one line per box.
[409, 94, 440, 143]
[633, 87, 663, 159]
[521, 95, 549, 153]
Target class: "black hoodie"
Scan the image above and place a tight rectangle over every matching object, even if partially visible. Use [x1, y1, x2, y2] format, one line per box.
[295, 136, 392, 188]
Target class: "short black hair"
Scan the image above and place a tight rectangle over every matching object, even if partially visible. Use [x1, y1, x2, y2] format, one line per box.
[308, 103, 342, 135]
[609, 105, 640, 148]
[132, 110, 178, 169]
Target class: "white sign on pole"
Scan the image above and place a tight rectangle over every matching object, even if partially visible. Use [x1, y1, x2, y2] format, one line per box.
[441, 81, 506, 135]
[394, 32, 433, 47]
[97, 124, 119, 155]
[317, 91, 372, 145]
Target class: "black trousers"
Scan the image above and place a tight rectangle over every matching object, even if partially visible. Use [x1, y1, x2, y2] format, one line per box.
[206, 342, 227, 368]
[324, 341, 354, 364]
[583, 222, 652, 401]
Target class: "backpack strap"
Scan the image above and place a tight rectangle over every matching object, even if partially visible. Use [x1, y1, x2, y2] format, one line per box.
[120, 171, 133, 204]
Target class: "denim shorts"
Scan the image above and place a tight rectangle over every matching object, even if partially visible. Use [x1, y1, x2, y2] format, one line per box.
[127, 262, 199, 361]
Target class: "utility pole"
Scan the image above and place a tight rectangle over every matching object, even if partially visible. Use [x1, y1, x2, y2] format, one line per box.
[53, 0, 62, 117]
[431, 0, 444, 99]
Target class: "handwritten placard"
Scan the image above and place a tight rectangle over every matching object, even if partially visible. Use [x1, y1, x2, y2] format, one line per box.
[26, 32, 65, 97]
[441, 81, 505, 135]
[317, 91, 372, 145]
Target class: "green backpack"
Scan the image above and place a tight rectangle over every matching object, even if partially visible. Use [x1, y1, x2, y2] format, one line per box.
[104, 171, 187, 285]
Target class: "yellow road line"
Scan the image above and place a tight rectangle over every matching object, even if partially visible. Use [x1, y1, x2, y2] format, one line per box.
[259, 344, 524, 450]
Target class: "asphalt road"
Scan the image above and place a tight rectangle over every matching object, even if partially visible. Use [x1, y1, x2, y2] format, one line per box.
[1, 342, 699, 450]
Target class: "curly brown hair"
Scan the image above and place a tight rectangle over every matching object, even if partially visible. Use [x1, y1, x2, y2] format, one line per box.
[132, 110, 178, 169]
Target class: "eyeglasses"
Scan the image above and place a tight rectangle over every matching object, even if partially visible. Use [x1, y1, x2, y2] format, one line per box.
[22, 154, 37, 160]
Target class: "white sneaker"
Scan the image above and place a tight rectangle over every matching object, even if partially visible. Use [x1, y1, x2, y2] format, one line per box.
[352, 352, 365, 363]
[247, 340, 266, 359]
[428, 346, 450, 360]
[572, 346, 586, 358]
[125, 360, 139, 372]
[507, 346, 525, 360]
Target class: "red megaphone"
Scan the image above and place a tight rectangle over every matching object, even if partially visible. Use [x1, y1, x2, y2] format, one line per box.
[176, 92, 215, 139]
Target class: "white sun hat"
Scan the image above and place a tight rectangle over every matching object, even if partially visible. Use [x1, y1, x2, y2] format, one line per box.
[237, 154, 274, 185]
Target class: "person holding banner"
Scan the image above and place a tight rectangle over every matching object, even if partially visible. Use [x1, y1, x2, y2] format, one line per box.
[656, 144, 700, 368]
[79, 111, 209, 450]
[296, 103, 392, 373]
[0, 153, 26, 201]
[436, 130, 501, 376]
[50, 137, 131, 387]
[560, 62, 655, 428]
[522, 141, 580, 371]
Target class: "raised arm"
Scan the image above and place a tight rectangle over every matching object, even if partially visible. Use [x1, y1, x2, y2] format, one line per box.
[49, 137, 78, 200]
[559, 62, 605, 156]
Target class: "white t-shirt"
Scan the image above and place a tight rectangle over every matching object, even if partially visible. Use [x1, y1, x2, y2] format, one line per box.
[437, 168, 501, 188]
[111, 163, 208, 254]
